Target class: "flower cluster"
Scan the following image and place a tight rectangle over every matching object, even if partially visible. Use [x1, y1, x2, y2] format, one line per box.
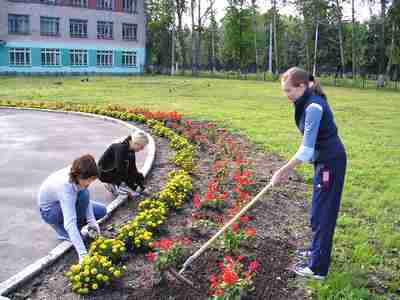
[158, 170, 193, 209]
[217, 215, 257, 254]
[146, 238, 191, 272]
[89, 237, 127, 263]
[209, 256, 258, 299]
[116, 220, 153, 250]
[65, 256, 126, 295]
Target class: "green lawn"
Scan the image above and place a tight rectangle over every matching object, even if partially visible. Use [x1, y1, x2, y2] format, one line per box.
[1, 75, 399, 299]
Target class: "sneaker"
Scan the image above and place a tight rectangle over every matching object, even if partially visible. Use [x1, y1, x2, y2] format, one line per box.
[293, 265, 325, 280]
[295, 249, 312, 259]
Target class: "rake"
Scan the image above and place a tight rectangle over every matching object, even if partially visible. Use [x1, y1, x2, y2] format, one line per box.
[168, 182, 273, 288]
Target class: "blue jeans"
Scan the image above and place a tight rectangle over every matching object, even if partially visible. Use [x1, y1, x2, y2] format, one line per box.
[40, 190, 107, 237]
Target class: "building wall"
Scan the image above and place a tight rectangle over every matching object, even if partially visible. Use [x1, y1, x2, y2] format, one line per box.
[0, 0, 146, 74]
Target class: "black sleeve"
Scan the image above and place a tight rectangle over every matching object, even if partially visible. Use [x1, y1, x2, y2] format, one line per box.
[113, 143, 130, 179]
[125, 152, 145, 190]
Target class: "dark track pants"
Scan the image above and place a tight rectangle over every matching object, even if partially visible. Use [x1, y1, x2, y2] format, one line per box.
[309, 154, 347, 276]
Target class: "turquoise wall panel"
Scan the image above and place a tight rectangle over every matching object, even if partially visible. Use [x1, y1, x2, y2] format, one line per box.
[31, 48, 41, 67]
[89, 49, 97, 67]
[115, 50, 122, 67]
[0, 47, 7, 66]
[62, 49, 69, 66]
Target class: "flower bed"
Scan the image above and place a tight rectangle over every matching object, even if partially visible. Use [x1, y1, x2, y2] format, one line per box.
[1, 100, 310, 300]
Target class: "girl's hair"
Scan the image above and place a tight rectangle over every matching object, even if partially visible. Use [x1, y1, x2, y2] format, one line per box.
[281, 67, 327, 100]
[127, 131, 149, 147]
[69, 154, 98, 184]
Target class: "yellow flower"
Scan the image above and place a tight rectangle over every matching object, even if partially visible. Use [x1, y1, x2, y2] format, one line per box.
[71, 264, 81, 274]
[74, 275, 81, 282]
[96, 274, 103, 281]
[91, 268, 98, 275]
[114, 270, 121, 278]
[92, 283, 98, 290]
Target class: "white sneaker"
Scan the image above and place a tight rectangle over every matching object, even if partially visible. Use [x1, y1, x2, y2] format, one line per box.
[293, 266, 326, 280]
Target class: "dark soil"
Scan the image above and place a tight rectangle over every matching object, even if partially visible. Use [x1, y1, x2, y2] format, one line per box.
[8, 122, 312, 300]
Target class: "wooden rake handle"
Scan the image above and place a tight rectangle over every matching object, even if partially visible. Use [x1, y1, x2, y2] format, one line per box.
[179, 182, 273, 274]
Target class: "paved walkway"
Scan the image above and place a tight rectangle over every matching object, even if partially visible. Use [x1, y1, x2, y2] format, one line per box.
[0, 109, 147, 282]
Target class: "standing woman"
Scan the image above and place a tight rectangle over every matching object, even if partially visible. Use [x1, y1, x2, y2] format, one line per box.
[98, 131, 149, 197]
[271, 67, 347, 279]
[38, 154, 107, 263]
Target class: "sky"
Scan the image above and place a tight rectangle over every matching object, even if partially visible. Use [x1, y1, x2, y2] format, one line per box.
[212, 1, 380, 23]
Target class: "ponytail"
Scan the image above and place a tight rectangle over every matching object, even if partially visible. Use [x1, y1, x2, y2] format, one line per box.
[310, 78, 327, 100]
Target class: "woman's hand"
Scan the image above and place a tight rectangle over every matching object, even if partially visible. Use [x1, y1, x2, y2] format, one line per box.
[271, 168, 290, 186]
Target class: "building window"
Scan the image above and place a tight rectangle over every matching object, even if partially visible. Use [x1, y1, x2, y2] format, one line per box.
[40, 17, 60, 36]
[122, 23, 137, 41]
[97, 21, 113, 39]
[8, 14, 30, 35]
[97, 50, 113, 66]
[122, 51, 136, 67]
[123, 0, 137, 13]
[40, 0, 58, 4]
[70, 49, 88, 66]
[70, 19, 88, 38]
[41, 48, 61, 66]
[71, 0, 88, 7]
[9, 48, 31, 66]
[96, 0, 112, 10]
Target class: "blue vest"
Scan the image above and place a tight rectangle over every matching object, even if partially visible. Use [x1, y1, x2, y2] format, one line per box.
[294, 88, 346, 162]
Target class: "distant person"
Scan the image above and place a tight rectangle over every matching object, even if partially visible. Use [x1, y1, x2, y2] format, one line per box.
[38, 154, 107, 263]
[98, 131, 148, 198]
[271, 67, 347, 280]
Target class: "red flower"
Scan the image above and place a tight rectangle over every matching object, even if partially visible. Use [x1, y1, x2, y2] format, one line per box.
[193, 193, 201, 209]
[209, 274, 218, 289]
[231, 223, 240, 233]
[205, 191, 215, 202]
[186, 120, 193, 126]
[240, 215, 250, 224]
[249, 260, 258, 273]
[218, 192, 229, 200]
[145, 252, 157, 263]
[222, 269, 239, 285]
[245, 227, 257, 237]
[214, 289, 224, 296]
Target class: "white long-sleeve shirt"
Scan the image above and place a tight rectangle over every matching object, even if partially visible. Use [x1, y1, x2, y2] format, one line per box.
[38, 167, 95, 258]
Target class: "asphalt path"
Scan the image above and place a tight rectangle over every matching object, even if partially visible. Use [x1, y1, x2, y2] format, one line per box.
[0, 109, 147, 282]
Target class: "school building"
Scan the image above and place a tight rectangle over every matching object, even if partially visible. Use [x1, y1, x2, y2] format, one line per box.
[0, 0, 146, 74]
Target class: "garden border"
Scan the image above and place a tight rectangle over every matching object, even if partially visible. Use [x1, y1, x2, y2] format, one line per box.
[0, 107, 156, 299]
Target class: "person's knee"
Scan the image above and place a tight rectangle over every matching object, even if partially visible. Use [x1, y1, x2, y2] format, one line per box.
[95, 204, 107, 220]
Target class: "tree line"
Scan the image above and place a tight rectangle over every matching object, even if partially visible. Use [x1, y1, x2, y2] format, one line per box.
[145, 0, 400, 80]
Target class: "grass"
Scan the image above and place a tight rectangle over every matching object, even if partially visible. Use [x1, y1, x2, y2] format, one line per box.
[1, 75, 399, 299]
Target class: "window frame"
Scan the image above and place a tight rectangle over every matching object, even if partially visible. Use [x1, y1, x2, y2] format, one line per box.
[41, 48, 61, 66]
[70, 19, 88, 38]
[97, 21, 113, 40]
[122, 23, 138, 41]
[8, 14, 30, 35]
[96, 50, 113, 67]
[96, 0, 113, 10]
[70, 49, 89, 67]
[122, 51, 137, 67]
[40, 16, 60, 37]
[8, 48, 31, 66]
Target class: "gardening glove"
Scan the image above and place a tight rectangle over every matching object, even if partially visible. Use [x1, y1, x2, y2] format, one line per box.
[87, 220, 100, 238]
